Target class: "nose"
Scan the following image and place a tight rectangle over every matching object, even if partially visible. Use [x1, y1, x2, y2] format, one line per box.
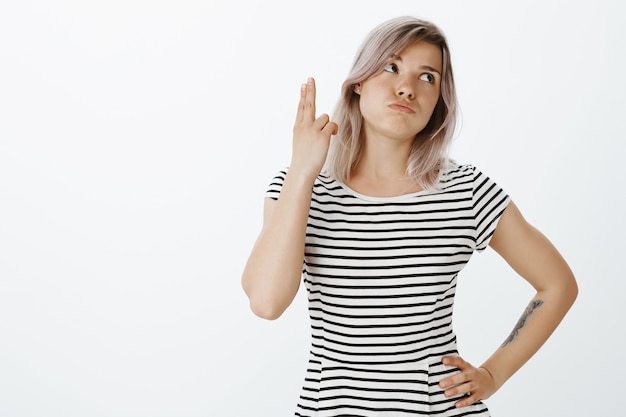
[396, 77, 415, 99]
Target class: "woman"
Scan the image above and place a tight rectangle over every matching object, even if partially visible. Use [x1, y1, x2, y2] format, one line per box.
[242, 16, 577, 416]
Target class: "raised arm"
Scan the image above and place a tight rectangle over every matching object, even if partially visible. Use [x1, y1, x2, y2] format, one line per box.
[241, 78, 338, 320]
[439, 201, 578, 407]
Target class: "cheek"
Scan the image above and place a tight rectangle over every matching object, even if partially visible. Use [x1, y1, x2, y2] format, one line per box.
[358, 96, 377, 120]
[424, 91, 441, 113]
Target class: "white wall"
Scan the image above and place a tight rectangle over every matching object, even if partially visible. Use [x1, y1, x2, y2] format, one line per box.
[1, 0, 624, 416]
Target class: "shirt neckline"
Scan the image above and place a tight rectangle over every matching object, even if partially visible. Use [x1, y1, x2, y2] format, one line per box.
[335, 179, 433, 202]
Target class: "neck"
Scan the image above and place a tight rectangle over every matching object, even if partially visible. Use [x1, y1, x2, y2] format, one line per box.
[352, 134, 413, 180]
[346, 134, 422, 197]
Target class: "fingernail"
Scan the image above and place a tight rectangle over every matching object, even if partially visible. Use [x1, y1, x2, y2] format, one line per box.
[307, 77, 313, 84]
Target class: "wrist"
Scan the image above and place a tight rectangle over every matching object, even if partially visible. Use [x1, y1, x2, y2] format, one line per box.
[479, 365, 494, 380]
[285, 166, 320, 186]
[479, 364, 502, 391]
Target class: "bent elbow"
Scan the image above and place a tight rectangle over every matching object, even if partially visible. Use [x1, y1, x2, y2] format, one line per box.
[568, 276, 579, 306]
[249, 300, 284, 321]
[557, 271, 578, 311]
[242, 281, 284, 320]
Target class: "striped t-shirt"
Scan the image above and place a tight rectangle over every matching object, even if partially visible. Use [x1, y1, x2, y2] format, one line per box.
[266, 161, 511, 417]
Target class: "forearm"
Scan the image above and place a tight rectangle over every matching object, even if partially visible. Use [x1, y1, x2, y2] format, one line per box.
[480, 284, 577, 389]
[439, 202, 577, 407]
[241, 171, 315, 320]
[482, 202, 579, 390]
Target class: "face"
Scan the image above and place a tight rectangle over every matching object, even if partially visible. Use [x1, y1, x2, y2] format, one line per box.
[357, 41, 443, 143]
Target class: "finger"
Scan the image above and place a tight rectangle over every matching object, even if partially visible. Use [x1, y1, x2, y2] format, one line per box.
[296, 82, 307, 123]
[455, 392, 480, 408]
[439, 356, 465, 389]
[303, 77, 316, 123]
[313, 113, 330, 130]
[447, 383, 482, 408]
[322, 121, 339, 136]
[442, 355, 467, 369]
[321, 121, 338, 138]
[439, 371, 467, 390]
[442, 355, 462, 366]
[313, 114, 337, 137]
[443, 379, 472, 397]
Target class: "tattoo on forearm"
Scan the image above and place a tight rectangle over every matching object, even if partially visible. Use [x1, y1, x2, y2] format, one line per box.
[501, 299, 544, 347]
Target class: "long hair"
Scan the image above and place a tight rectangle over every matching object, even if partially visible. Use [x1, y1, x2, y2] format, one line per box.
[325, 16, 458, 190]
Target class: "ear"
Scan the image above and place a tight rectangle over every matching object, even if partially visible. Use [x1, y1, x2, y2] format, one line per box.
[353, 83, 361, 95]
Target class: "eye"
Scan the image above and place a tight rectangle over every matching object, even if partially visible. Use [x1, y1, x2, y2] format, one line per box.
[383, 63, 398, 73]
[419, 73, 435, 83]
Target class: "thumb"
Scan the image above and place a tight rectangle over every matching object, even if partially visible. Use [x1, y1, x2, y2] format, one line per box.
[323, 121, 339, 136]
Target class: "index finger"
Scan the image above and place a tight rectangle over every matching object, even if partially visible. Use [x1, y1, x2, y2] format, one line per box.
[442, 356, 465, 368]
[301, 77, 316, 123]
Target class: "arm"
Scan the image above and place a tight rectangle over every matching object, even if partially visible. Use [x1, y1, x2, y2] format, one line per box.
[440, 201, 578, 407]
[241, 78, 338, 320]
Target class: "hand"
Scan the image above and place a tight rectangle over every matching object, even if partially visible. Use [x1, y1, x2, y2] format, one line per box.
[439, 356, 498, 408]
[290, 77, 338, 179]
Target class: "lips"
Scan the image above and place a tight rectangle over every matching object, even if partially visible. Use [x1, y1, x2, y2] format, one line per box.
[389, 102, 415, 114]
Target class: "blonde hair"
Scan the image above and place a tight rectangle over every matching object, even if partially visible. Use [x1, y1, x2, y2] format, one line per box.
[326, 16, 458, 190]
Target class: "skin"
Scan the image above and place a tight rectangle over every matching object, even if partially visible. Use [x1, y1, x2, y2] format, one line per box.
[350, 41, 442, 196]
[357, 41, 442, 144]
[241, 77, 336, 320]
[241, 41, 578, 408]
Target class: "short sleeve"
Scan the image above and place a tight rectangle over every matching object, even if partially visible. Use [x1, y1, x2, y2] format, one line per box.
[265, 168, 289, 200]
[472, 166, 511, 252]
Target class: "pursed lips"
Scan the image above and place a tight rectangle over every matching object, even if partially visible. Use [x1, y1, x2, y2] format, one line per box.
[388, 102, 415, 114]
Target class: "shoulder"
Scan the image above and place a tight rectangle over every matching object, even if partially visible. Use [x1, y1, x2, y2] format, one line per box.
[438, 159, 478, 189]
[439, 159, 503, 187]
[440, 159, 479, 175]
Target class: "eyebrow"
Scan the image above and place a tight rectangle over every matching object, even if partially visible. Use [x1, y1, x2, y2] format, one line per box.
[389, 54, 442, 75]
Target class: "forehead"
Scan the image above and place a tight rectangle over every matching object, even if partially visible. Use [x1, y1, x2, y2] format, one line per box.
[393, 41, 443, 72]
